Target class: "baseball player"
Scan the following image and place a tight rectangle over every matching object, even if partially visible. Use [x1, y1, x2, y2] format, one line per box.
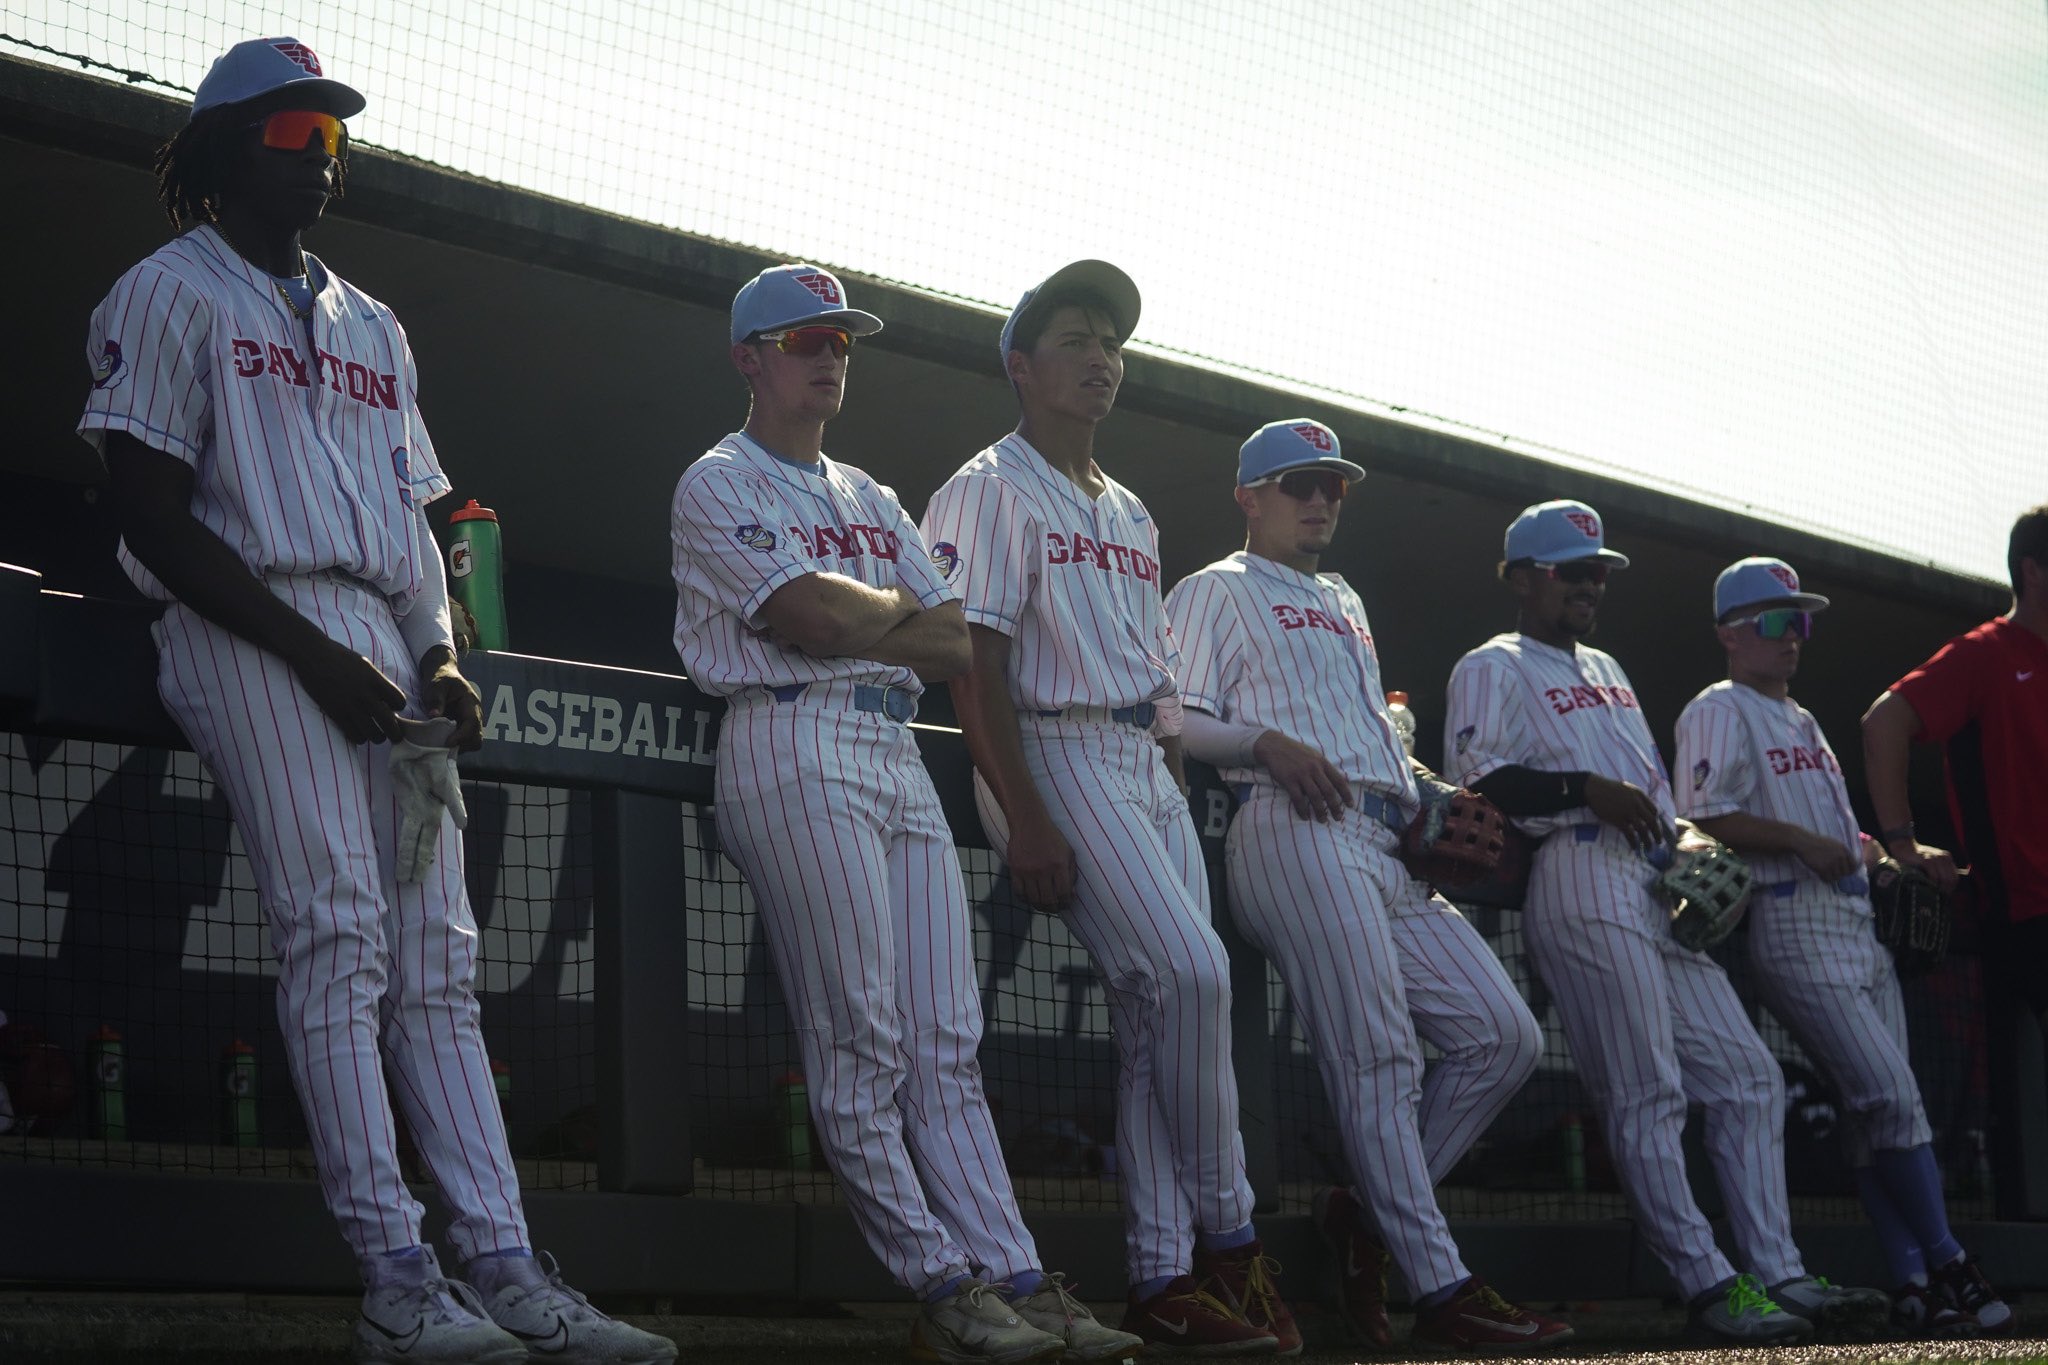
[670, 264, 1137, 1364]
[78, 38, 673, 1364]
[922, 262, 1289, 1356]
[1675, 557, 2010, 1337]
[1442, 501, 1885, 1344]
[1164, 420, 1571, 1353]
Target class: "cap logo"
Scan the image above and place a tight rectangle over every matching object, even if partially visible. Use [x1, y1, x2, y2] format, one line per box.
[1291, 423, 1333, 452]
[1767, 564, 1798, 591]
[270, 40, 323, 75]
[793, 272, 841, 306]
[1563, 510, 1600, 538]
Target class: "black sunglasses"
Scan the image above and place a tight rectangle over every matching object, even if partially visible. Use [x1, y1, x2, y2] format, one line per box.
[1513, 558, 1610, 585]
[1250, 468, 1348, 502]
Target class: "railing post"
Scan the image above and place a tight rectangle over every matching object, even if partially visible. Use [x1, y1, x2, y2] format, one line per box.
[592, 787, 694, 1194]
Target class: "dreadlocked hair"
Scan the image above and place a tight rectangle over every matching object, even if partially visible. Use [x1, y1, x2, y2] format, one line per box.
[153, 104, 348, 230]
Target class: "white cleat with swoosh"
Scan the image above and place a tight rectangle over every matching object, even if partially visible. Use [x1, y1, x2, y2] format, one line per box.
[466, 1250, 678, 1363]
[355, 1248, 526, 1363]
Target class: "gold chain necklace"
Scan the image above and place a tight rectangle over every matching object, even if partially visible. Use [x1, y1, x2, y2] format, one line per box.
[211, 220, 313, 319]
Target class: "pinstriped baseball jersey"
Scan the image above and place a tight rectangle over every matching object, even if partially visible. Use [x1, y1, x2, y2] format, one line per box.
[672, 432, 955, 696]
[1165, 552, 1414, 799]
[1444, 634, 1674, 838]
[919, 435, 1176, 709]
[78, 225, 446, 607]
[1673, 682, 1862, 900]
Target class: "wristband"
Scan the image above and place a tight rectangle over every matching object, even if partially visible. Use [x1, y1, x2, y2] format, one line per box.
[1879, 822, 1916, 846]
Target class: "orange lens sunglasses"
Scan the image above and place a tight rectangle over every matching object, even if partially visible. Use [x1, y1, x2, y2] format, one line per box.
[251, 109, 347, 157]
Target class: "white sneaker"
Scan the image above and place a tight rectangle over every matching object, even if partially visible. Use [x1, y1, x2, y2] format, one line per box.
[1685, 1274, 1814, 1345]
[468, 1251, 679, 1363]
[911, 1278, 1066, 1363]
[355, 1249, 527, 1363]
[1007, 1271, 1145, 1361]
[1770, 1274, 1890, 1333]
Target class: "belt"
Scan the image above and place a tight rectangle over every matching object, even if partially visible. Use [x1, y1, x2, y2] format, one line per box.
[1768, 874, 1870, 898]
[1570, 822, 1674, 870]
[1035, 702, 1157, 729]
[760, 681, 917, 723]
[1232, 782, 1408, 835]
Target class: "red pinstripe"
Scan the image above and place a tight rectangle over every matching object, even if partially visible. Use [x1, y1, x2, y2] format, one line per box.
[154, 581, 525, 1264]
[714, 701, 1039, 1292]
[974, 719, 1254, 1282]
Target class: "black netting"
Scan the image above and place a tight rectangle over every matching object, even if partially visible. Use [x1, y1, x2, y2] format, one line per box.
[0, 734, 597, 1193]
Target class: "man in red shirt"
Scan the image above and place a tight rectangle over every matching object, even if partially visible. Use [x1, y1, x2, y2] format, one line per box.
[1863, 505, 2048, 1026]
[1864, 504, 2048, 1255]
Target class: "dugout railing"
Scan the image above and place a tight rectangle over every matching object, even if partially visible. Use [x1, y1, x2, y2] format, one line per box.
[5, 565, 2045, 1301]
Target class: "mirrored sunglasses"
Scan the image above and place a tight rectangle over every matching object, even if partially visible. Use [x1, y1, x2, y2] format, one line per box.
[1251, 468, 1348, 502]
[248, 109, 347, 157]
[1730, 608, 1812, 640]
[756, 326, 853, 358]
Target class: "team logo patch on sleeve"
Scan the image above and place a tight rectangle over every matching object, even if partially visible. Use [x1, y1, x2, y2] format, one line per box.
[1455, 724, 1476, 756]
[1692, 759, 1712, 790]
[733, 523, 777, 552]
[91, 340, 126, 391]
[930, 541, 960, 579]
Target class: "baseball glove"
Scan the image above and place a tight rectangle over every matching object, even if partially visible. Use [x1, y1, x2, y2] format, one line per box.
[1402, 779, 1508, 887]
[1658, 836, 1752, 951]
[1870, 856, 1950, 973]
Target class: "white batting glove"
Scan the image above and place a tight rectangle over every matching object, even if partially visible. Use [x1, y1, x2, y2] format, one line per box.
[390, 716, 468, 884]
[1149, 691, 1185, 739]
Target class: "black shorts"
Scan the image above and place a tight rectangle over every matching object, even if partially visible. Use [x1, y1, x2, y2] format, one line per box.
[1987, 913, 2048, 1017]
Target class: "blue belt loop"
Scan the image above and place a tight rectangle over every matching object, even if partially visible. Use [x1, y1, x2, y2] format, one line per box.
[1770, 880, 1798, 899]
[1360, 791, 1406, 835]
[1574, 825, 1601, 844]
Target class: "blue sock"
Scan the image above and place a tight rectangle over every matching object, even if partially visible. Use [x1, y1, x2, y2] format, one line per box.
[1197, 1223, 1257, 1253]
[1853, 1165, 1926, 1286]
[1417, 1275, 1474, 1310]
[1134, 1274, 1179, 1300]
[1874, 1145, 1964, 1269]
[476, 1247, 533, 1259]
[381, 1246, 424, 1260]
[925, 1273, 973, 1304]
[1007, 1270, 1046, 1296]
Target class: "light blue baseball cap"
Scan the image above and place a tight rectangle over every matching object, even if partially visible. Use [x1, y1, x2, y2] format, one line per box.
[1714, 556, 1829, 620]
[192, 37, 365, 120]
[731, 264, 883, 345]
[1237, 419, 1366, 486]
[1504, 499, 1631, 567]
[999, 260, 1140, 361]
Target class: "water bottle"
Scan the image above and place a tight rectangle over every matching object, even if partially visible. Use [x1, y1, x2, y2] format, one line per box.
[1385, 690, 1417, 757]
[89, 1025, 125, 1141]
[222, 1039, 259, 1148]
[776, 1072, 813, 1171]
[447, 500, 509, 650]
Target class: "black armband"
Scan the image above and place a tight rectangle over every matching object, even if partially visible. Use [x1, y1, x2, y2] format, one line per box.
[1470, 766, 1589, 817]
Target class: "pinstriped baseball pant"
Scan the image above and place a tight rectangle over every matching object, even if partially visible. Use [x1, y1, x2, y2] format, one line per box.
[715, 699, 1039, 1294]
[1525, 825, 1803, 1301]
[1228, 790, 1540, 1298]
[154, 581, 527, 1271]
[976, 716, 1256, 1282]
[1749, 893, 1931, 1166]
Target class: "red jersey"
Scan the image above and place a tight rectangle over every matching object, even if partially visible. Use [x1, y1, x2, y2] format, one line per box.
[1889, 617, 2048, 923]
